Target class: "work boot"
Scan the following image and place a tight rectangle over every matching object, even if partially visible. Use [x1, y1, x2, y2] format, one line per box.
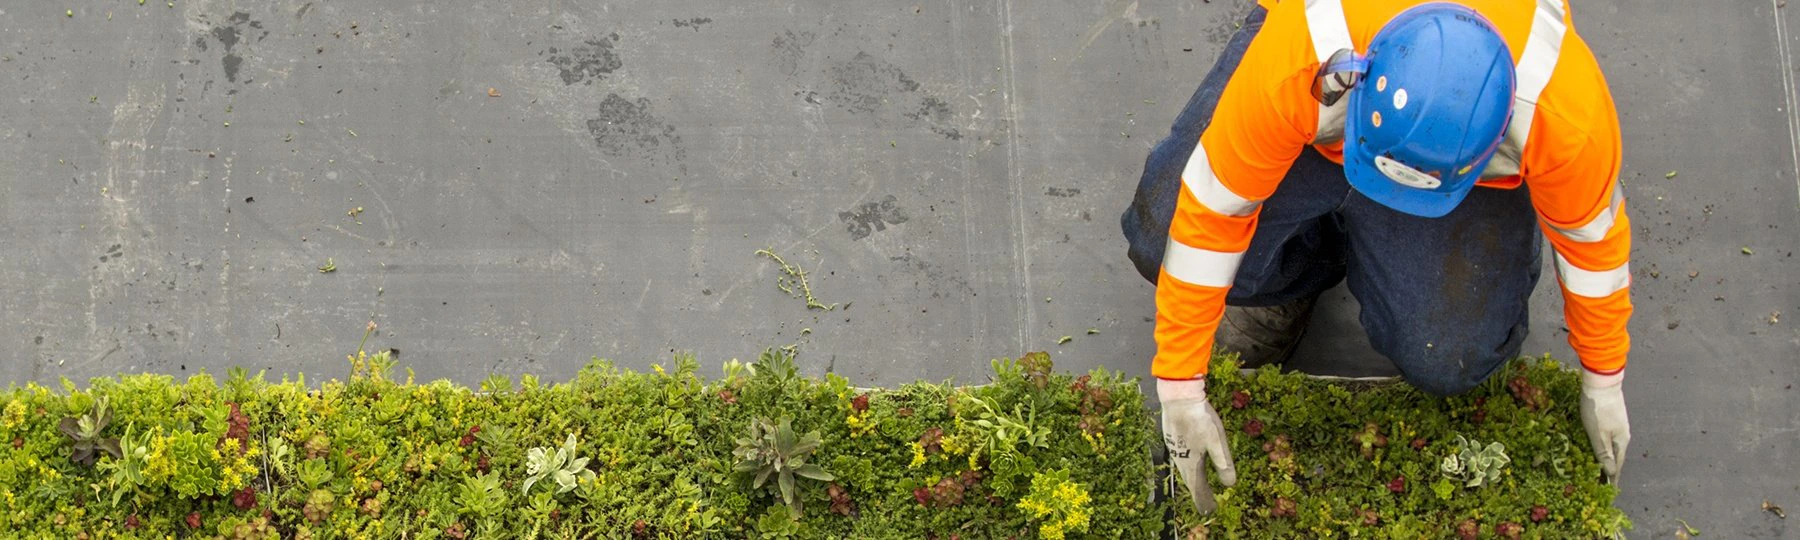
[1214, 296, 1317, 369]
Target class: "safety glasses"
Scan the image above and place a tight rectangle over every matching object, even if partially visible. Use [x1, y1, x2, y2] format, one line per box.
[1311, 48, 1370, 107]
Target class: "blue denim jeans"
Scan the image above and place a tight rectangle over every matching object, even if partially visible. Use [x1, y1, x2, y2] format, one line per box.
[1120, 6, 1542, 396]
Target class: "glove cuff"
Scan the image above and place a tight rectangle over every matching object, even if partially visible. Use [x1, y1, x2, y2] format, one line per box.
[1581, 368, 1624, 389]
[1156, 377, 1207, 402]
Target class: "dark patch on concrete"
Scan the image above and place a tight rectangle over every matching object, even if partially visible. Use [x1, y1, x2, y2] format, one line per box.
[586, 94, 684, 162]
[202, 12, 266, 83]
[771, 30, 816, 77]
[211, 24, 240, 50]
[1202, 12, 1245, 47]
[99, 243, 122, 264]
[826, 52, 920, 115]
[546, 35, 623, 85]
[33, 336, 43, 346]
[905, 96, 953, 122]
[1046, 187, 1082, 197]
[905, 96, 963, 140]
[886, 253, 976, 299]
[222, 55, 244, 83]
[838, 195, 908, 240]
[673, 17, 714, 31]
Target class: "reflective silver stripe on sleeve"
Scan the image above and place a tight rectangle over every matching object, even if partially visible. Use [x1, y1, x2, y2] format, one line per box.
[1554, 253, 1630, 298]
[1163, 238, 1246, 289]
[1507, 0, 1568, 144]
[1550, 187, 1624, 243]
[1303, 0, 1353, 62]
[1305, 0, 1353, 144]
[1181, 144, 1260, 217]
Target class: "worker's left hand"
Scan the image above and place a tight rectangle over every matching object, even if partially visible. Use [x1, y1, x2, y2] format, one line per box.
[1578, 369, 1630, 483]
[1159, 378, 1236, 513]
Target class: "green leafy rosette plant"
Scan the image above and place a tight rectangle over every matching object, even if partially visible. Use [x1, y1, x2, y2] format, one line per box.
[733, 417, 835, 517]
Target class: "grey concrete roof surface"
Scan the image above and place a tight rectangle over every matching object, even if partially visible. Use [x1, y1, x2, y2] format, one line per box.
[0, 0, 1794, 536]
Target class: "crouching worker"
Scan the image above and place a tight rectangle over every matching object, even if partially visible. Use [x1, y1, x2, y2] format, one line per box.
[1120, 0, 1631, 511]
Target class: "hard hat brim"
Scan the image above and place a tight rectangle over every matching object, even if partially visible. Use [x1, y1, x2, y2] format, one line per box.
[1341, 141, 1483, 219]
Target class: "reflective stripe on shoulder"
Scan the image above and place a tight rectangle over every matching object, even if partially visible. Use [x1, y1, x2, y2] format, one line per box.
[1306, 0, 1353, 144]
[1181, 145, 1261, 216]
[1304, 0, 1352, 62]
[1554, 253, 1630, 298]
[1507, 0, 1569, 146]
[1549, 186, 1624, 243]
[1163, 238, 1246, 289]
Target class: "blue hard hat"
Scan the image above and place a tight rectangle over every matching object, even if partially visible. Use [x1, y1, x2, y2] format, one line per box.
[1343, 3, 1515, 218]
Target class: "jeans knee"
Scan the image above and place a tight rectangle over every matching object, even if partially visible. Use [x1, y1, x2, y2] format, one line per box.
[1121, 207, 1167, 284]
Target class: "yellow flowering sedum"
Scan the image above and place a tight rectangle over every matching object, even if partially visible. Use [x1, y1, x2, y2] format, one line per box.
[1, 400, 25, 430]
[1017, 468, 1092, 540]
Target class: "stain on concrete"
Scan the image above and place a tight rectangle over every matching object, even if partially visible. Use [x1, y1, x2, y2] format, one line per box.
[99, 243, 123, 263]
[826, 52, 920, 115]
[904, 96, 962, 140]
[772, 30, 816, 77]
[905, 96, 953, 122]
[839, 195, 908, 240]
[887, 252, 976, 299]
[786, 49, 961, 138]
[222, 56, 244, 83]
[203, 12, 267, 83]
[586, 94, 684, 162]
[546, 35, 623, 85]
[672, 18, 714, 31]
[1046, 187, 1082, 197]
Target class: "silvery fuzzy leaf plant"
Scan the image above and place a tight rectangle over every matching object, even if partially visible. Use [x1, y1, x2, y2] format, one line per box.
[522, 433, 595, 496]
[1440, 434, 1510, 488]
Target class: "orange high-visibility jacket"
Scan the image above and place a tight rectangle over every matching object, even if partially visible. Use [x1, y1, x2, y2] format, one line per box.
[1155, 0, 1629, 379]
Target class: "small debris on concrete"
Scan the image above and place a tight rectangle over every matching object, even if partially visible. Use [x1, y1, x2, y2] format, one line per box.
[1086, 328, 1099, 335]
[487, 87, 501, 97]
[1056, 336, 1073, 345]
[755, 248, 837, 311]
[1676, 518, 1700, 538]
[1742, 247, 1754, 255]
[1665, 170, 1678, 179]
[1763, 500, 1786, 519]
[318, 258, 337, 273]
[1769, 311, 1781, 325]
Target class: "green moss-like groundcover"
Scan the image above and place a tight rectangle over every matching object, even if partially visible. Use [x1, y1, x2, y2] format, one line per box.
[0, 348, 1627, 539]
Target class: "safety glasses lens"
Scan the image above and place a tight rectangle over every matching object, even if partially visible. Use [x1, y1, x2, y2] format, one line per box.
[1312, 48, 1368, 107]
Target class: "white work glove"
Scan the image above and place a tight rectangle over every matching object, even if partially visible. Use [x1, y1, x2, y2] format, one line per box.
[1578, 369, 1630, 483]
[1159, 378, 1236, 513]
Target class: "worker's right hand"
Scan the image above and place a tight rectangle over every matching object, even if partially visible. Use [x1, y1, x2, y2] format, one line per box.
[1159, 377, 1236, 513]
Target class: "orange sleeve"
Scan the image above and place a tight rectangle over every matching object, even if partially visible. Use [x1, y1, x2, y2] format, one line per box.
[1524, 46, 1631, 375]
[1152, 1, 1317, 380]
